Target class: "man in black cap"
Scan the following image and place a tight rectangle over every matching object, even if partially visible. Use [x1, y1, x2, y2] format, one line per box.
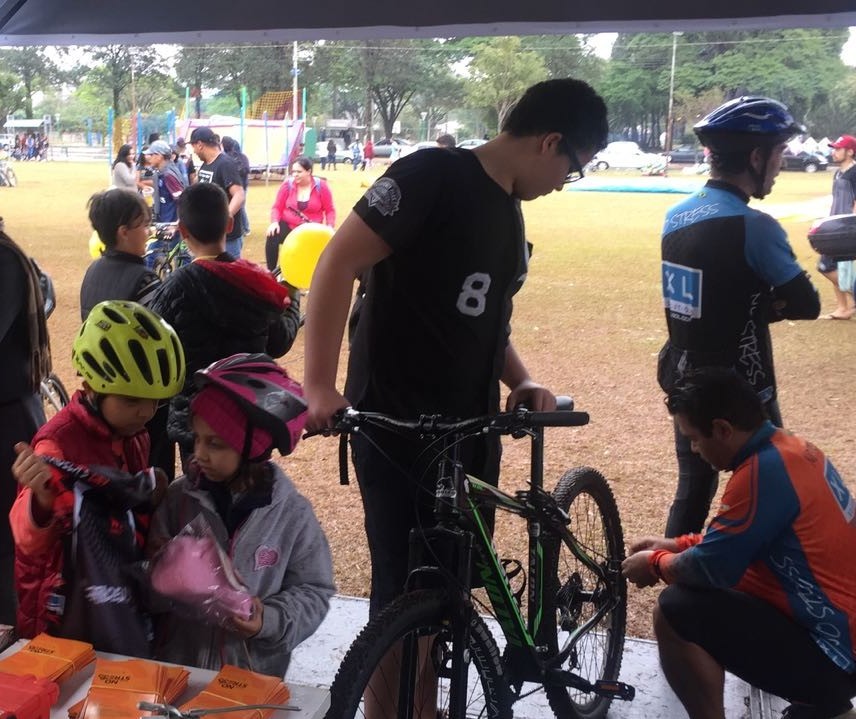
[189, 126, 245, 257]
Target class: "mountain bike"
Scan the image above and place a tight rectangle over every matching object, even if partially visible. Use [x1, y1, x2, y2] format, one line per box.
[314, 402, 633, 719]
[0, 159, 17, 187]
[144, 223, 190, 280]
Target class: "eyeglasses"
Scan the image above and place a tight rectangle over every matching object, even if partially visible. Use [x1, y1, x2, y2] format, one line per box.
[560, 139, 585, 184]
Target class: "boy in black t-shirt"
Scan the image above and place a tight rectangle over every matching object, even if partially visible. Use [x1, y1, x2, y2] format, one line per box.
[304, 79, 609, 624]
[189, 126, 246, 257]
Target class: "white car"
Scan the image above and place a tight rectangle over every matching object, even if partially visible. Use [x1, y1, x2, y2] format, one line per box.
[590, 141, 669, 171]
[457, 138, 487, 149]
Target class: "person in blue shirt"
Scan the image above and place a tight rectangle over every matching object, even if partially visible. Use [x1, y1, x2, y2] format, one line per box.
[657, 97, 820, 537]
[144, 140, 186, 224]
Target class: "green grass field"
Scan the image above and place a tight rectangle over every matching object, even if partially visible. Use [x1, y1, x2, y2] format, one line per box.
[4, 159, 853, 636]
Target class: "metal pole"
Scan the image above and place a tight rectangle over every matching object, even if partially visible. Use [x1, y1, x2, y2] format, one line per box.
[292, 41, 299, 121]
[665, 32, 678, 154]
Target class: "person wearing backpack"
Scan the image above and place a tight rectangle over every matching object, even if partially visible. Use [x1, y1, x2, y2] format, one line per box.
[0, 225, 51, 628]
[264, 156, 336, 271]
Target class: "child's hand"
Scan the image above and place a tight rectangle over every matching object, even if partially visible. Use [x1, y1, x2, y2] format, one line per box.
[229, 596, 264, 638]
[12, 442, 56, 517]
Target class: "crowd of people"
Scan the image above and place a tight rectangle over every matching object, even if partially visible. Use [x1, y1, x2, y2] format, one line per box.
[0, 79, 854, 719]
[7, 132, 49, 161]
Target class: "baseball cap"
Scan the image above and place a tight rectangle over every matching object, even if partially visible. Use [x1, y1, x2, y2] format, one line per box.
[142, 140, 173, 156]
[190, 126, 218, 145]
[828, 135, 856, 152]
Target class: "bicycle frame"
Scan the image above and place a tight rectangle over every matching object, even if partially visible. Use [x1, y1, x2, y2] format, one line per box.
[402, 421, 624, 697]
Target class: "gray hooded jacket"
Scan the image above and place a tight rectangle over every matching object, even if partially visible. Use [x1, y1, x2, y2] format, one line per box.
[148, 463, 335, 677]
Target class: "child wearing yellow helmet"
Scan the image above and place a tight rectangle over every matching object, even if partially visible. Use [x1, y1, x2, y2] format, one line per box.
[9, 300, 185, 655]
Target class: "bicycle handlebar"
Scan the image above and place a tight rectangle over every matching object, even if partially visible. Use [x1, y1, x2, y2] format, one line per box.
[307, 398, 589, 440]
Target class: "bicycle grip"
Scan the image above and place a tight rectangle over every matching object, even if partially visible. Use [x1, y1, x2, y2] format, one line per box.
[528, 410, 589, 427]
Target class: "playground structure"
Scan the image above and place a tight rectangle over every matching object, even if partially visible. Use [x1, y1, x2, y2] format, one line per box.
[102, 89, 308, 174]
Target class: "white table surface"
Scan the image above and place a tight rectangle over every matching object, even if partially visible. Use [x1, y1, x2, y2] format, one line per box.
[1, 639, 330, 719]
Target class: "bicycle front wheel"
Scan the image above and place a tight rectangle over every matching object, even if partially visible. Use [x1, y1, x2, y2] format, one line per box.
[41, 372, 70, 419]
[326, 589, 511, 719]
[540, 467, 626, 719]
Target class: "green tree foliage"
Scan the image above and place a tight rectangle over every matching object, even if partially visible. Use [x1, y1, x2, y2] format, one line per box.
[520, 34, 606, 86]
[0, 70, 25, 124]
[0, 47, 62, 117]
[467, 37, 547, 132]
[82, 46, 169, 114]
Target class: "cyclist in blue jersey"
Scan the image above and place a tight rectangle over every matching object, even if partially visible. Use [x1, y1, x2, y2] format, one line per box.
[657, 97, 820, 537]
[624, 368, 856, 719]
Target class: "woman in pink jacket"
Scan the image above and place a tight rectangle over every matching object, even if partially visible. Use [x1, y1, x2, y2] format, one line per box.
[265, 156, 336, 270]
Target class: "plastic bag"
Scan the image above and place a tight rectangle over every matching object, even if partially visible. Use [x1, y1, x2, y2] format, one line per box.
[149, 515, 253, 625]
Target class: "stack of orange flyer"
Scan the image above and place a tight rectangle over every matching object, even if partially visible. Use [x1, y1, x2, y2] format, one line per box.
[73, 658, 189, 719]
[180, 665, 290, 719]
[0, 633, 95, 684]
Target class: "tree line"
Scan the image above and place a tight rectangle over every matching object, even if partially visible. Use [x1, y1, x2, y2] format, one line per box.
[1, 30, 853, 146]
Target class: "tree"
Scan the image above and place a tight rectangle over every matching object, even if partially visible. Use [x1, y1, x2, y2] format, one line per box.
[467, 37, 547, 132]
[0, 70, 25, 124]
[82, 45, 165, 114]
[521, 34, 606, 87]
[0, 47, 61, 117]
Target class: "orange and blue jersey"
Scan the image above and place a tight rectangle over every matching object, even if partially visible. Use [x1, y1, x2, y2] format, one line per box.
[660, 421, 856, 672]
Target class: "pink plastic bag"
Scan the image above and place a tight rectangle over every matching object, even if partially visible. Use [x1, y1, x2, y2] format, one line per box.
[150, 515, 253, 624]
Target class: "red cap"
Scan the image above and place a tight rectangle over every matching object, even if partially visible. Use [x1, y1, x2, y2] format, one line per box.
[828, 135, 856, 152]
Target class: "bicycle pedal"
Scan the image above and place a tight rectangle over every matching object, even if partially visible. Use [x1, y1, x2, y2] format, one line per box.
[593, 679, 635, 701]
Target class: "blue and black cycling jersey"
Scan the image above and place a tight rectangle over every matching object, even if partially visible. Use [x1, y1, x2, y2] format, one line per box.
[658, 179, 818, 400]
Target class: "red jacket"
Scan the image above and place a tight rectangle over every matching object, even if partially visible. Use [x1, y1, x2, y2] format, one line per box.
[11, 391, 150, 638]
[270, 176, 336, 230]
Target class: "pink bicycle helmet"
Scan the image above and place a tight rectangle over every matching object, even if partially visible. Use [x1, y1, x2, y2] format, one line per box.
[193, 353, 307, 460]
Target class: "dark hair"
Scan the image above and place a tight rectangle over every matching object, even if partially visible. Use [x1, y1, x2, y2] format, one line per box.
[179, 183, 229, 244]
[221, 136, 239, 153]
[707, 149, 753, 175]
[436, 133, 456, 148]
[147, 132, 160, 145]
[665, 368, 766, 436]
[113, 143, 133, 169]
[292, 155, 313, 173]
[502, 78, 609, 153]
[87, 189, 150, 249]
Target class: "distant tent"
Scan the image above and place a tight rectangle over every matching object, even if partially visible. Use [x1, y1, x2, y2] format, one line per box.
[4, 117, 48, 130]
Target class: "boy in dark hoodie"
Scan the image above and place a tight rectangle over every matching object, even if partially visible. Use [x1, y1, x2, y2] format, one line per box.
[149, 183, 301, 474]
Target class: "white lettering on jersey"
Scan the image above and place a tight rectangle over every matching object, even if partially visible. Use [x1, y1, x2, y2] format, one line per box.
[85, 585, 132, 605]
[196, 168, 214, 184]
[365, 177, 401, 216]
[456, 273, 491, 317]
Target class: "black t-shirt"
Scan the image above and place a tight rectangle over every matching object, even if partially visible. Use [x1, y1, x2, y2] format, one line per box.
[346, 148, 529, 418]
[197, 152, 244, 241]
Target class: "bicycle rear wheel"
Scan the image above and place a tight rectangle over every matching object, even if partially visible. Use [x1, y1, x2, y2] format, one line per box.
[326, 589, 511, 719]
[41, 372, 70, 420]
[540, 467, 626, 719]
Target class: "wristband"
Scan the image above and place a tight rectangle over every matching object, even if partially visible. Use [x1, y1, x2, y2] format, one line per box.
[648, 550, 671, 582]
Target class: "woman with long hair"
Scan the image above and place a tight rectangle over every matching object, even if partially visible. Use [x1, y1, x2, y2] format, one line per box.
[112, 144, 137, 191]
[265, 156, 336, 271]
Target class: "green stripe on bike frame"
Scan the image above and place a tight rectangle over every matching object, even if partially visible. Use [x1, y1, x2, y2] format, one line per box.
[468, 496, 534, 648]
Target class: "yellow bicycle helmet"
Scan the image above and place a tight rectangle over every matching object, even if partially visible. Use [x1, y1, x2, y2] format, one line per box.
[72, 300, 186, 399]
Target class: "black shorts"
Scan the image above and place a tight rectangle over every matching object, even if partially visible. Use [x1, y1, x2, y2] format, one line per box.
[350, 425, 501, 617]
[658, 585, 856, 711]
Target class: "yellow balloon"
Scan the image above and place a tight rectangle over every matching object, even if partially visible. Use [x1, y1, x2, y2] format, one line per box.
[278, 223, 334, 290]
[88, 230, 106, 259]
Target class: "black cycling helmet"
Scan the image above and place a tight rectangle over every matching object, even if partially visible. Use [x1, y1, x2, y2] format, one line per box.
[694, 96, 805, 149]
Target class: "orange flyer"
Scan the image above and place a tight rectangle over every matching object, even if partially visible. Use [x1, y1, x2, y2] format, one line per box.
[0, 634, 94, 684]
[180, 665, 290, 719]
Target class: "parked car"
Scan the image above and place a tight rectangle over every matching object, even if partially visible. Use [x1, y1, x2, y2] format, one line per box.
[457, 138, 487, 150]
[668, 145, 704, 164]
[313, 138, 352, 165]
[589, 141, 670, 171]
[373, 138, 412, 158]
[781, 150, 828, 173]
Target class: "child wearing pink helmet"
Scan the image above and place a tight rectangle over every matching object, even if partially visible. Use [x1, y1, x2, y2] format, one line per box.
[147, 353, 334, 677]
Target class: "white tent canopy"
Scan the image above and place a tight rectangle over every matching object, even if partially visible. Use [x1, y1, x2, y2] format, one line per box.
[0, 0, 853, 45]
[4, 118, 45, 129]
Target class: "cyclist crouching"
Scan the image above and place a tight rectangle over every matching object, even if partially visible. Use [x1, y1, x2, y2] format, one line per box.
[623, 368, 856, 719]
